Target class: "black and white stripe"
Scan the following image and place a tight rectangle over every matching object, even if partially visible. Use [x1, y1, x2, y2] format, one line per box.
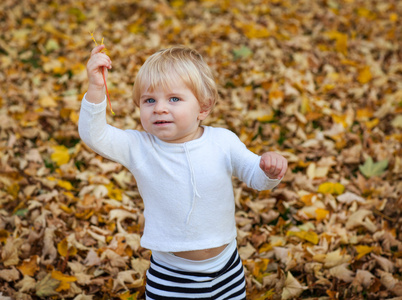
[145, 248, 247, 299]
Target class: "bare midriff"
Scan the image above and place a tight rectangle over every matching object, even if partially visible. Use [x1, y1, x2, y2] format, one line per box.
[173, 244, 228, 261]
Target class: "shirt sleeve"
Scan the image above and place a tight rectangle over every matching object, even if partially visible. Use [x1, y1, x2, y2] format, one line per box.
[225, 130, 281, 191]
[78, 95, 142, 169]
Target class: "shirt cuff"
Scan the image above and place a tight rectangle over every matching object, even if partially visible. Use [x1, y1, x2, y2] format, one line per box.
[81, 93, 107, 113]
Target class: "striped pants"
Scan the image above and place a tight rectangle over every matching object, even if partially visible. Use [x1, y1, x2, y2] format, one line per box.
[145, 247, 246, 299]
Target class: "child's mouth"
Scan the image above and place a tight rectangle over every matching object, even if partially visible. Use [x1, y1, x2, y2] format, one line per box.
[154, 121, 172, 124]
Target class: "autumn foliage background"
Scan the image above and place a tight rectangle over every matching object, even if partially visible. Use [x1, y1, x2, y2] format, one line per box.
[0, 0, 401, 299]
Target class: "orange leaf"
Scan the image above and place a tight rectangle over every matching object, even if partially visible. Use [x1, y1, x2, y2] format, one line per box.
[315, 208, 329, 221]
[17, 255, 39, 276]
[57, 238, 77, 257]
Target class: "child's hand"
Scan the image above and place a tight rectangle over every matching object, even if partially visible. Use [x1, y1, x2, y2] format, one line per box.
[87, 45, 112, 89]
[259, 152, 288, 179]
[86, 45, 112, 103]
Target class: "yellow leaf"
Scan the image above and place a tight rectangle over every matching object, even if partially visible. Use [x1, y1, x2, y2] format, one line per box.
[357, 66, 372, 84]
[106, 183, 123, 201]
[75, 208, 95, 220]
[365, 118, 379, 129]
[258, 243, 272, 253]
[257, 114, 274, 123]
[119, 291, 139, 300]
[331, 114, 348, 128]
[242, 23, 270, 39]
[59, 204, 73, 214]
[17, 255, 39, 277]
[252, 258, 270, 278]
[315, 208, 329, 221]
[7, 183, 20, 199]
[51, 145, 70, 166]
[39, 95, 57, 108]
[317, 182, 345, 195]
[300, 96, 311, 114]
[355, 245, 373, 260]
[325, 30, 348, 55]
[69, 110, 79, 123]
[51, 270, 77, 292]
[57, 238, 77, 257]
[356, 108, 373, 121]
[390, 13, 398, 22]
[57, 180, 74, 191]
[269, 89, 284, 102]
[287, 231, 319, 245]
[0, 230, 10, 243]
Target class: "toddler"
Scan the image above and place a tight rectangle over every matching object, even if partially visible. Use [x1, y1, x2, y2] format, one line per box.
[79, 44, 288, 299]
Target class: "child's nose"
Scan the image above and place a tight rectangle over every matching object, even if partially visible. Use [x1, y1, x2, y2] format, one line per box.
[154, 101, 168, 114]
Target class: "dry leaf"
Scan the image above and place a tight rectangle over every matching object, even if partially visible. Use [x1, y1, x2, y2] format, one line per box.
[1, 237, 21, 267]
[51, 270, 78, 292]
[0, 0, 401, 299]
[329, 263, 354, 282]
[84, 249, 101, 267]
[281, 272, 306, 300]
[17, 255, 40, 276]
[113, 270, 143, 291]
[35, 273, 59, 297]
[352, 270, 375, 288]
[324, 249, 352, 268]
[0, 267, 20, 282]
[372, 254, 394, 273]
[15, 275, 36, 293]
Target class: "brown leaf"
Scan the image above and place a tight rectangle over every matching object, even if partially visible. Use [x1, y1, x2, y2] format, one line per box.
[0, 267, 20, 282]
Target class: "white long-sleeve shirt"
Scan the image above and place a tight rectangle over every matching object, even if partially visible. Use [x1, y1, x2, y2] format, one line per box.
[78, 96, 280, 252]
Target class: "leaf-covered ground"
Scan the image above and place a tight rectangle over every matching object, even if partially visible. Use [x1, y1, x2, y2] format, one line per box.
[0, 0, 401, 299]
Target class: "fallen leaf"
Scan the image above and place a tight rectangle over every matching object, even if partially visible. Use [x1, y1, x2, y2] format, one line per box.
[355, 245, 374, 260]
[57, 238, 77, 257]
[359, 157, 388, 178]
[329, 263, 354, 282]
[50, 145, 70, 166]
[282, 272, 306, 300]
[287, 231, 319, 245]
[324, 249, 352, 268]
[337, 192, 366, 204]
[35, 273, 59, 297]
[317, 182, 345, 195]
[372, 254, 394, 273]
[51, 270, 77, 292]
[15, 275, 36, 293]
[17, 255, 40, 276]
[0, 267, 20, 282]
[352, 269, 375, 288]
[1, 237, 20, 267]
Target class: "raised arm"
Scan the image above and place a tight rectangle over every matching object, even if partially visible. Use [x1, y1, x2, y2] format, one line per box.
[86, 45, 112, 104]
[78, 46, 139, 169]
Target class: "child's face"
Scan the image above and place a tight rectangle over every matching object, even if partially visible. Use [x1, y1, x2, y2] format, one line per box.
[139, 79, 209, 143]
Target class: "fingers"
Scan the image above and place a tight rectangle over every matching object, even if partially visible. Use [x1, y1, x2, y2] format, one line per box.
[89, 45, 112, 69]
[91, 44, 106, 56]
[260, 152, 288, 179]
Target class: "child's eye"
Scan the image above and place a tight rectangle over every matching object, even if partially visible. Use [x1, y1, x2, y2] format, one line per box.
[169, 97, 180, 102]
[145, 98, 156, 104]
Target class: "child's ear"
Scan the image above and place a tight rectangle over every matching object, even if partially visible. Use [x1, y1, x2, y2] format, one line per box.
[198, 109, 210, 121]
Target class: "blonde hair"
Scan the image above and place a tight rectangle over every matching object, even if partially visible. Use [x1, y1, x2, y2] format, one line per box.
[133, 46, 218, 111]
